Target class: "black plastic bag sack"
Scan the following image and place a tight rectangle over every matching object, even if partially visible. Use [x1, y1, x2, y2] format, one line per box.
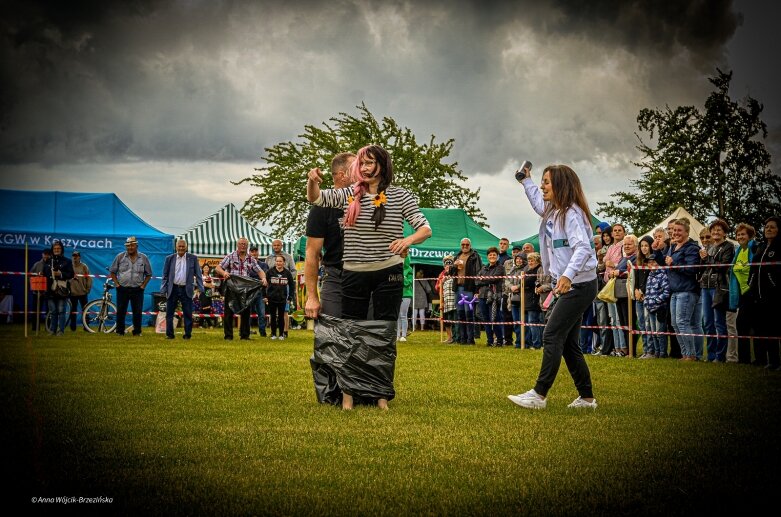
[219, 275, 263, 314]
[312, 314, 397, 403]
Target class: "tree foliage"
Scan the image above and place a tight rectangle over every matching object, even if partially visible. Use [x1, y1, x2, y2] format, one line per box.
[598, 69, 781, 234]
[236, 103, 485, 238]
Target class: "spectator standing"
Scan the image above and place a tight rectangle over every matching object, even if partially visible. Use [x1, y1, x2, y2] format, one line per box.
[250, 245, 270, 337]
[413, 269, 432, 331]
[604, 224, 627, 353]
[642, 250, 670, 358]
[266, 255, 295, 340]
[109, 236, 152, 336]
[699, 219, 735, 362]
[67, 250, 93, 331]
[748, 216, 781, 369]
[198, 264, 218, 328]
[505, 252, 526, 348]
[522, 243, 535, 255]
[161, 239, 203, 340]
[476, 247, 505, 347]
[524, 253, 545, 349]
[729, 223, 758, 364]
[265, 238, 296, 337]
[44, 241, 73, 336]
[610, 234, 638, 356]
[595, 228, 615, 355]
[397, 255, 413, 342]
[215, 237, 266, 341]
[436, 255, 459, 344]
[634, 236, 654, 358]
[665, 219, 702, 361]
[454, 238, 482, 345]
[498, 238, 514, 346]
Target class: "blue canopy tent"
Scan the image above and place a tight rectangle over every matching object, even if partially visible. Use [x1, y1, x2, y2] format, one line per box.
[0, 190, 174, 326]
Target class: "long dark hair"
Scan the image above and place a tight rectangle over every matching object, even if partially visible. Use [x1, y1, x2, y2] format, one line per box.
[344, 145, 394, 228]
[542, 165, 593, 229]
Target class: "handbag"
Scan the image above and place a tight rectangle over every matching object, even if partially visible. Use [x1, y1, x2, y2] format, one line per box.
[614, 278, 628, 299]
[510, 292, 520, 303]
[541, 291, 555, 311]
[597, 278, 617, 303]
[51, 278, 70, 297]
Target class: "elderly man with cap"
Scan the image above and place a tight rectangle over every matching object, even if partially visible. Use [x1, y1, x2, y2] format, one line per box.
[110, 236, 153, 336]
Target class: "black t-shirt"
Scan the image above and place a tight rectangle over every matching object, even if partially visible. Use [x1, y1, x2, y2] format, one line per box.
[305, 205, 344, 268]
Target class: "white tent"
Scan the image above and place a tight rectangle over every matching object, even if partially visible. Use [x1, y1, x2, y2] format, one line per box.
[641, 207, 707, 245]
[641, 206, 735, 246]
[177, 203, 296, 258]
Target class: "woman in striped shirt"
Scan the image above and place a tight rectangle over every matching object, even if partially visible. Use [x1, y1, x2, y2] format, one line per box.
[307, 144, 432, 409]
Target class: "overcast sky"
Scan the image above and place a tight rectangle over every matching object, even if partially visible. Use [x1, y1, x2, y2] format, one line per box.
[1, 0, 779, 242]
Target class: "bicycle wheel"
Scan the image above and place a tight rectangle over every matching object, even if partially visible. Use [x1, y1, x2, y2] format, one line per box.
[45, 299, 71, 333]
[83, 299, 118, 333]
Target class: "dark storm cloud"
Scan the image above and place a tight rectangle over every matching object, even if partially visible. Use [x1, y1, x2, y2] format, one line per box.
[0, 0, 746, 170]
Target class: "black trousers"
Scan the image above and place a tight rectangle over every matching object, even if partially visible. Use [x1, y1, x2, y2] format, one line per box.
[268, 301, 286, 337]
[116, 286, 144, 335]
[534, 279, 597, 399]
[224, 304, 250, 339]
[341, 264, 403, 321]
[68, 294, 89, 330]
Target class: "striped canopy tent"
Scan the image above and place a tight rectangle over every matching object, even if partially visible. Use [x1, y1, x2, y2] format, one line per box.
[177, 203, 296, 258]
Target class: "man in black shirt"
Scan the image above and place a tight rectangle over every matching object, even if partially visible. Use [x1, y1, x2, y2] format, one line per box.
[304, 152, 356, 319]
[306, 152, 355, 406]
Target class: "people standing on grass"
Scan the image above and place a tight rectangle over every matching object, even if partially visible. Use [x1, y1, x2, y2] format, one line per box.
[729, 223, 758, 364]
[603, 224, 627, 354]
[307, 144, 432, 410]
[508, 164, 599, 410]
[161, 239, 203, 340]
[698, 219, 734, 362]
[454, 238, 482, 345]
[68, 250, 92, 331]
[267, 255, 295, 340]
[44, 241, 74, 336]
[215, 237, 267, 341]
[634, 236, 654, 358]
[665, 218, 702, 361]
[476, 246, 505, 347]
[642, 250, 670, 358]
[748, 216, 781, 369]
[110, 236, 152, 337]
[609, 234, 638, 356]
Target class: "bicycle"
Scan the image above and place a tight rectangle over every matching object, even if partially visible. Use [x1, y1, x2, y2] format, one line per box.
[82, 279, 133, 334]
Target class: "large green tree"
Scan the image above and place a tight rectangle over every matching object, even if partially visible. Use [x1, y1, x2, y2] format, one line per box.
[236, 103, 485, 238]
[598, 69, 781, 234]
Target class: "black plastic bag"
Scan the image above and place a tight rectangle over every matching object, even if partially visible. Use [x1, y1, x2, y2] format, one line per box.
[219, 275, 263, 314]
[311, 314, 397, 404]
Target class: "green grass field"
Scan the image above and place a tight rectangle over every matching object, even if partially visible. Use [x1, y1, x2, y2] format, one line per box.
[2, 324, 780, 515]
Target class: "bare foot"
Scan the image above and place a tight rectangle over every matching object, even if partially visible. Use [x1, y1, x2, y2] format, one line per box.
[342, 393, 353, 411]
[377, 398, 389, 410]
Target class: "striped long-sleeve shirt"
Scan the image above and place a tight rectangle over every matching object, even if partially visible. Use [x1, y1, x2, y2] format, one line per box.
[314, 185, 430, 272]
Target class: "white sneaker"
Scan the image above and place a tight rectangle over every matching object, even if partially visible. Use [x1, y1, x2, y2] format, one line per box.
[398, 336, 407, 342]
[278, 336, 285, 341]
[507, 389, 547, 409]
[271, 336, 277, 340]
[567, 397, 598, 409]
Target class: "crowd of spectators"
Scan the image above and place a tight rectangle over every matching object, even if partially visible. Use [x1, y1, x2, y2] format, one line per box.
[433, 216, 780, 369]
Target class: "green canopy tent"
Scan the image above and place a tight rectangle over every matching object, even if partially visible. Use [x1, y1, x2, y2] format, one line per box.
[296, 208, 501, 266]
[511, 214, 605, 252]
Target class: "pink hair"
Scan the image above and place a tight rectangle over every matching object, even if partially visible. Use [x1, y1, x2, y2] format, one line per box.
[343, 146, 371, 227]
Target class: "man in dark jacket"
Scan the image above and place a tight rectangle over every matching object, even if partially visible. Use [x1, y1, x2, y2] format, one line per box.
[454, 238, 482, 344]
